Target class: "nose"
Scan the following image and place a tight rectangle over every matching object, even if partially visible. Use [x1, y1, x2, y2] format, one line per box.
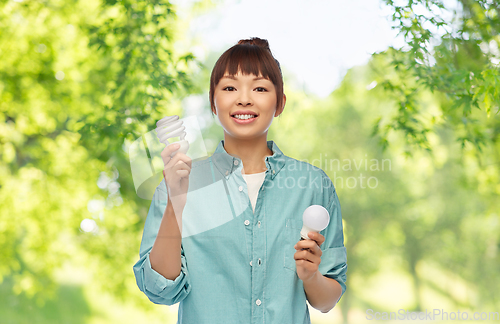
[237, 90, 253, 107]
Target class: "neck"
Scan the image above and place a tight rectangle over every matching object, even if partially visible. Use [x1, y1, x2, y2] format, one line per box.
[222, 134, 273, 174]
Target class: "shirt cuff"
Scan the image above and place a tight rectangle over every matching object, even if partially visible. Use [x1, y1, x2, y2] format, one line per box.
[319, 246, 347, 295]
[144, 252, 186, 295]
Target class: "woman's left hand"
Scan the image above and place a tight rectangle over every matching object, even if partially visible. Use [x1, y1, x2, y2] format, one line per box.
[294, 232, 325, 282]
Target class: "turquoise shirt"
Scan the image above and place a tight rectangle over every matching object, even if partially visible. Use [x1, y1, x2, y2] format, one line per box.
[133, 140, 347, 324]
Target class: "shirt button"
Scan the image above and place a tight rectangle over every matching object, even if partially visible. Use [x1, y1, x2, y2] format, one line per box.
[234, 160, 239, 165]
[250, 261, 252, 266]
[258, 258, 262, 265]
[225, 170, 229, 176]
[258, 221, 261, 228]
[239, 186, 243, 191]
[244, 220, 250, 226]
[256, 299, 261, 306]
[272, 170, 275, 174]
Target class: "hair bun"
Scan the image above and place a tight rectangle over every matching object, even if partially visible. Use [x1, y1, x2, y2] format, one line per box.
[237, 37, 271, 51]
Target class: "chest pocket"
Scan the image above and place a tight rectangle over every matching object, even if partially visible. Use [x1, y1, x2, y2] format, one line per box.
[283, 218, 303, 272]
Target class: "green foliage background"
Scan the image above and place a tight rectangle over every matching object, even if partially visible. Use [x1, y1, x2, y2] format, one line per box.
[0, 0, 498, 323]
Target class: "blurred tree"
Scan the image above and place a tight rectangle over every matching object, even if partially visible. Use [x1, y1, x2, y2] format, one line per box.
[375, 0, 500, 157]
[368, 2, 500, 314]
[0, 0, 202, 310]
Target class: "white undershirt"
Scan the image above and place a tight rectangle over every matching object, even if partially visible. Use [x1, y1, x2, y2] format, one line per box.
[242, 171, 266, 213]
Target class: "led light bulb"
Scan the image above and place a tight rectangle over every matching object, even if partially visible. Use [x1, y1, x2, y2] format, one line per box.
[300, 205, 330, 240]
[156, 115, 190, 157]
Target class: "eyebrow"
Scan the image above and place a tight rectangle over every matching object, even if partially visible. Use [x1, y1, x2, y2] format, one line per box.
[221, 75, 268, 81]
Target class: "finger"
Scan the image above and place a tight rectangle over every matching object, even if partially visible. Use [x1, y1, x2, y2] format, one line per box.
[176, 169, 189, 177]
[307, 232, 320, 245]
[307, 253, 321, 265]
[294, 250, 321, 264]
[172, 160, 191, 175]
[161, 143, 180, 162]
[298, 242, 322, 257]
[308, 232, 325, 247]
[302, 250, 321, 264]
[311, 243, 322, 257]
[165, 154, 191, 172]
[166, 153, 192, 170]
[165, 163, 191, 182]
[173, 159, 191, 170]
[299, 260, 319, 273]
[294, 249, 309, 261]
[172, 152, 192, 168]
[161, 145, 192, 170]
[295, 243, 311, 254]
[295, 239, 318, 251]
[299, 242, 322, 256]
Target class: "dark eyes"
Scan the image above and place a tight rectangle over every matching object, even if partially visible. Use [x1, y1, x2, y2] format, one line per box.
[222, 86, 268, 92]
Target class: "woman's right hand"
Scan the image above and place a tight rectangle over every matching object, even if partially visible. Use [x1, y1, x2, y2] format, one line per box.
[161, 143, 192, 217]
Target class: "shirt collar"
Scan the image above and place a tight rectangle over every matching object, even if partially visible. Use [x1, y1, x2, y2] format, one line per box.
[212, 140, 286, 180]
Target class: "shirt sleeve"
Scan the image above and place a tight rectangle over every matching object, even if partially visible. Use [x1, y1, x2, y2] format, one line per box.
[318, 174, 348, 302]
[132, 181, 192, 305]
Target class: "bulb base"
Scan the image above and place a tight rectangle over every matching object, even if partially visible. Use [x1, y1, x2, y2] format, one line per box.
[300, 225, 317, 240]
[168, 140, 190, 158]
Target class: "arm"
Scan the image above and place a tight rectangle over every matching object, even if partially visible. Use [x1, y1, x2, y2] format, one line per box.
[294, 232, 344, 313]
[295, 174, 347, 312]
[303, 271, 342, 313]
[149, 196, 182, 280]
[132, 185, 191, 305]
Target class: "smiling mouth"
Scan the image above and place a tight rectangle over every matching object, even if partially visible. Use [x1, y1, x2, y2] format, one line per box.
[231, 114, 258, 120]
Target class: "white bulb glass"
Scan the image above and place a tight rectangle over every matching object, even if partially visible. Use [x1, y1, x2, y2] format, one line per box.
[155, 115, 190, 157]
[301, 205, 330, 240]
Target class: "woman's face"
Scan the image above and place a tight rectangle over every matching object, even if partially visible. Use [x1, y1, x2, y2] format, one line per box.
[213, 70, 284, 141]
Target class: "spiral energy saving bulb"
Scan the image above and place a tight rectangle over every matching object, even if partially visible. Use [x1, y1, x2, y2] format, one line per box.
[156, 115, 190, 157]
[300, 205, 330, 240]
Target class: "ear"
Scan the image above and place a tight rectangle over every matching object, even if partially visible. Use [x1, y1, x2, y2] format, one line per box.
[275, 94, 286, 117]
[211, 105, 217, 116]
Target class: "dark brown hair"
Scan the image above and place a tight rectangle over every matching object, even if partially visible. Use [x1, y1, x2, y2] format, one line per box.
[209, 37, 284, 116]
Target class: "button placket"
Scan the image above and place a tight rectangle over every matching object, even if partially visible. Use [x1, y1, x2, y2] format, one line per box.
[248, 162, 266, 318]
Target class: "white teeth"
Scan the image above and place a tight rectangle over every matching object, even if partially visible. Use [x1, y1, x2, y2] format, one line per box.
[233, 114, 256, 120]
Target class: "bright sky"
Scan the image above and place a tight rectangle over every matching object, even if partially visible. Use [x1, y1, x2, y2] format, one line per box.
[177, 0, 404, 97]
